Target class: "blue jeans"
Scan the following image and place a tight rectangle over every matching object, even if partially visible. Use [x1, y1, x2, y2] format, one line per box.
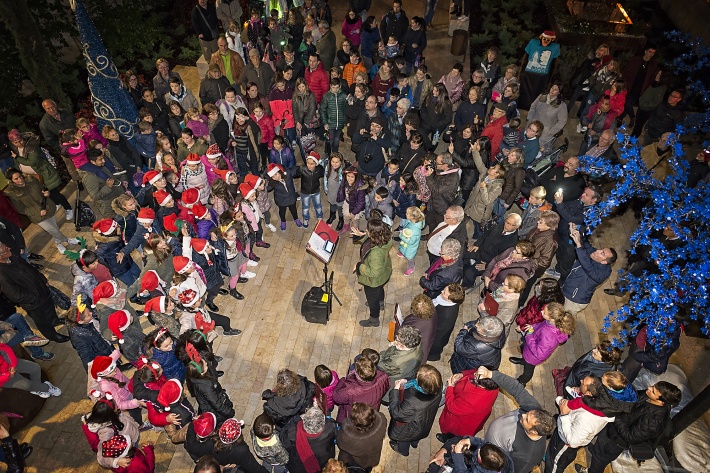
[301, 192, 323, 223]
[117, 261, 141, 287]
[324, 128, 342, 156]
[493, 198, 508, 225]
[5, 313, 44, 357]
[284, 127, 304, 164]
[424, 0, 439, 25]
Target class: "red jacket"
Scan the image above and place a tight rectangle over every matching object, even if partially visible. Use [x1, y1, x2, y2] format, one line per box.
[0, 344, 17, 388]
[481, 116, 507, 156]
[305, 63, 329, 104]
[438, 369, 499, 436]
[251, 113, 275, 147]
[604, 89, 627, 117]
[515, 296, 545, 328]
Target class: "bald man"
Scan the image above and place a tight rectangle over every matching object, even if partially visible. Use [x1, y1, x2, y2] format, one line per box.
[38, 99, 74, 154]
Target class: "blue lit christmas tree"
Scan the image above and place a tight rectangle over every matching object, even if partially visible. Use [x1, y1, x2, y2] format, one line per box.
[580, 33, 710, 349]
[72, 0, 138, 139]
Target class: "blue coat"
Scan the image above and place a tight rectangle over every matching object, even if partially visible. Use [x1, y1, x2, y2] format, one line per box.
[391, 185, 418, 219]
[68, 322, 113, 372]
[360, 24, 381, 59]
[270, 172, 298, 207]
[151, 342, 186, 383]
[95, 235, 137, 277]
[562, 242, 612, 304]
[192, 251, 223, 290]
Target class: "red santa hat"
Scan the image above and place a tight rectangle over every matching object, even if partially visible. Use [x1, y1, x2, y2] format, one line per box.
[191, 238, 210, 255]
[91, 280, 119, 308]
[244, 173, 263, 189]
[92, 218, 118, 236]
[238, 183, 256, 200]
[154, 189, 173, 206]
[219, 418, 244, 444]
[205, 144, 221, 159]
[143, 296, 168, 316]
[141, 270, 164, 293]
[177, 288, 199, 307]
[137, 207, 156, 224]
[101, 434, 132, 459]
[163, 214, 181, 235]
[541, 30, 557, 39]
[185, 153, 202, 165]
[173, 256, 193, 274]
[306, 151, 321, 164]
[193, 412, 217, 438]
[213, 169, 237, 182]
[90, 355, 117, 379]
[181, 188, 200, 208]
[157, 379, 183, 410]
[107, 310, 132, 344]
[142, 170, 163, 187]
[192, 203, 209, 220]
[267, 163, 284, 177]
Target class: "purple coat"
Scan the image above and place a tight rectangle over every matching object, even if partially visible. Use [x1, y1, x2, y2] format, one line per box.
[522, 320, 568, 366]
[336, 179, 367, 215]
[332, 369, 390, 423]
[196, 209, 219, 239]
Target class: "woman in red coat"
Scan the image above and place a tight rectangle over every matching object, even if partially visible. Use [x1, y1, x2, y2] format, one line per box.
[515, 277, 564, 329]
[437, 369, 499, 441]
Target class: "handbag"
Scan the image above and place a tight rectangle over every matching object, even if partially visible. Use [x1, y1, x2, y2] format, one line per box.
[483, 292, 499, 316]
[49, 285, 71, 311]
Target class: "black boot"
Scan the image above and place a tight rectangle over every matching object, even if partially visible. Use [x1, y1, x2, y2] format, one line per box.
[326, 211, 336, 225]
[1, 437, 25, 473]
[336, 218, 344, 232]
[230, 288, 244, 300]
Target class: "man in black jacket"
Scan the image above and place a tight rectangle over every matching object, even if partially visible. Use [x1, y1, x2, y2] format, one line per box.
[192, 0, 220, 62]
[643, 89, 684, 146]
[380, 0, 409, 44]
[0, 244, 68, 342]
[462, 214, 520, 287]
[576, 381, 682, 473]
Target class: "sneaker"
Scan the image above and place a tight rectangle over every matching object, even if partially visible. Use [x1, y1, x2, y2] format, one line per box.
[302, 220, 309, 228]
[254, 241, 270, 248]
[55, 204, 62, 212]
[67, 237, 80, 245]
[295, 219, 303, 227]
[404, 267, 415, 276]
[396, 251, 404, 258]
[139, 421, 154, 432]
[544, 268, 561, 279]
[247, 260, 259, 267]
[56, 243, 67, 255]
[280, 222, 286, 231]
[44, 381, 62, 397]
[579, 126, 588, 133]
[555, 396, 564, 405]
[457, 15, 469, 20]
[574, 465, 588, 473]
[296, 195, 301, 201]
[241, 271, 256, 279]
[65, 209, 74, 221]
[565, 386, 581, 399]
[31, 351, 55, 361]
[31, 390, 51, 399]
[576, 122, 583, 134]
[22, 335, 50, 347]
[266, 223, 277, 232]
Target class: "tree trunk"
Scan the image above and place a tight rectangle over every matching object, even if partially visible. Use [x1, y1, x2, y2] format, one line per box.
[0, 0, 71, 109]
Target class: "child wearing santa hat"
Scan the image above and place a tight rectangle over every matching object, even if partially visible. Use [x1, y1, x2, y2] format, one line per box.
[266, 163, 301, 231]
[184, 412, 219, 462]
[191, 203, 219, 240]
[107, 309, 146, 364]
[179, 153, 210, 205]
[185, 238, 226, 313]
[91, 280, 140, 346]
[145, 378, 196, 443]
[138, 170, 181, 213]
[120, 207, 160, 258]
[66, 296, 113, 372]
[174, 278, 242, 337]
[92, 219, 141, 286]
[143, 296, 180, 337]
[88, 350, 145, 425]
[97, 434, 156, 472]
[294, 151, 325, 228]
[238, 182, 271, 258]
[153, 188, 180, 231]
[210, 173, 238, 216]
[244, 173, 275, 232]
[203, 144, 236, 185]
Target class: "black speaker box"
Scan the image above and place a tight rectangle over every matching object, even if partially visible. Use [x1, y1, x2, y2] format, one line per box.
[301, 286, 329, 324]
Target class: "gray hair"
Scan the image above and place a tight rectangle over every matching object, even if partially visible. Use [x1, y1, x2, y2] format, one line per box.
[440, 238, 462, 260]
[318, 20, 330, 29]
[302, 407, 325, 434]
[396, 326, 422, 349]
[438, 152, 453, 166]
[506, 213, 522, 227]
[397, 97, 411, 110]
[446, 206, 465, 223]
[476, 316, 504, 338]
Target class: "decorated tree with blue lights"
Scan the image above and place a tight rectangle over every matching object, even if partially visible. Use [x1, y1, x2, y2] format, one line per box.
[72, 0, 138, 139]
[580, 32, 710, 349]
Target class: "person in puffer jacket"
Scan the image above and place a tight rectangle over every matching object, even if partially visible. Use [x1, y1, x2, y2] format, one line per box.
[450, 316, 505, 374]
[511, 302, 575, 386]
[71, 250, 113, 305]
[261, 368, 316, 430]
[294, 152, 325, 227]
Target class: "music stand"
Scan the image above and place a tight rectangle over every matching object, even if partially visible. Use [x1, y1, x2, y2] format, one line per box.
[306, 220, 343, 319]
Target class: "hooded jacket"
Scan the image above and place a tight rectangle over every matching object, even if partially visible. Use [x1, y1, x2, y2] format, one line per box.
[522, 320, 568, 365]
[189, 363, 234, 424]
[427, 164, 461, 216]
[560, 393, 616, 448]
[332, 369, 390, 423]
[562, 242, 612, 304]
[304, 62, 329, 104]
[262, 375, 316, 429]
[336, 411, 387, 468]
[387, 384, 441, 443]
[439, 369, 499, 437]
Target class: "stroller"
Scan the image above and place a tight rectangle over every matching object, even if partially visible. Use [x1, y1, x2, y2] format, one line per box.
[518, 129, 568, 202]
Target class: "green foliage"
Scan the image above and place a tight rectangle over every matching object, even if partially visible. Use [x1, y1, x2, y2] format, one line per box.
[469, 0, 548, 66]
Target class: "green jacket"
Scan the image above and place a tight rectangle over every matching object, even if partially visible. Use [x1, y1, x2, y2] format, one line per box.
[4, 178, 56, 223]
[10, 134, 62, 190]
[320, 89, 348, 130]
[80, 169, 125, 218]
[357, 239, 393, 287]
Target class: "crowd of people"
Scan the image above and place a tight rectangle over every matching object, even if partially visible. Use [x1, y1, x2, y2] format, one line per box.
[0, 0, 705, 472]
